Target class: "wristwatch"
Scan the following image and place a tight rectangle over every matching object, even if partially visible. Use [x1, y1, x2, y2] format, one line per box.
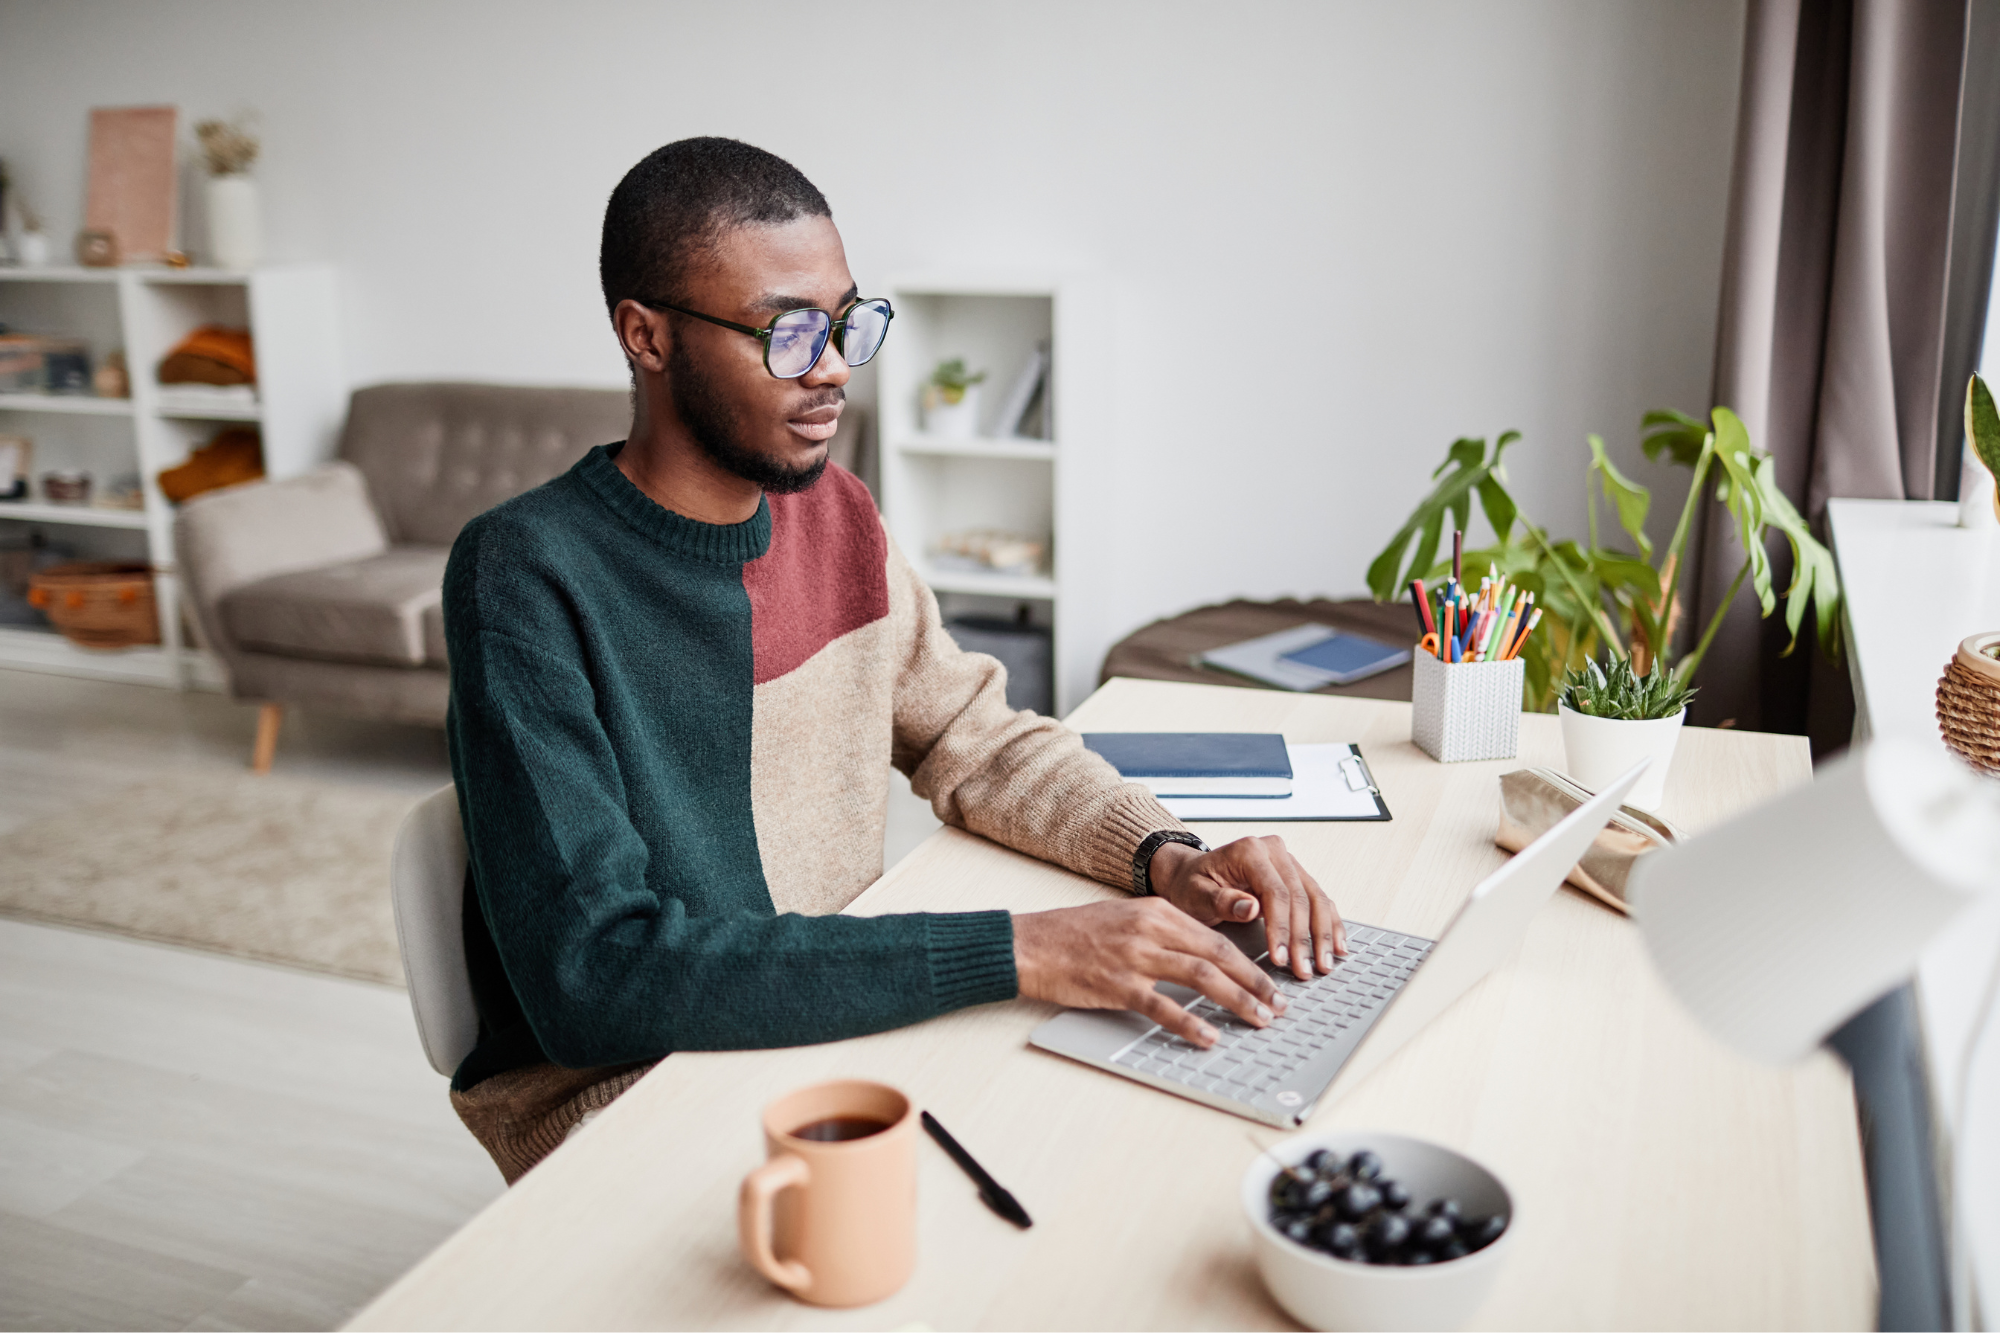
[1131, 829, 1208, 896]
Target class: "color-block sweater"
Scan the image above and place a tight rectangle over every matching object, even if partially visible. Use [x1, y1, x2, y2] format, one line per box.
[443, 444, 1183, 1103]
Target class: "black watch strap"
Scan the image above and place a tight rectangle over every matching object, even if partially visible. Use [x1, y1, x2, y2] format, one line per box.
[1132, 830, 1208, 896]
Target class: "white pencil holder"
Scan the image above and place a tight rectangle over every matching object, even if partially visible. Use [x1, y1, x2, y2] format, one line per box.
[1411, 652, 1524, 762]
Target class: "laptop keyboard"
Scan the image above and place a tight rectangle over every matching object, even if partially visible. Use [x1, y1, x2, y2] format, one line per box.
[1107, 925, 1433, 1104]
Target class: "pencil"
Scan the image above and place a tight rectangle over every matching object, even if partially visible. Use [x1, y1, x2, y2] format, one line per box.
[1504, 608, 1542, 660]
[1410, 579, 1436, 637]
[1453, 530, 1463, 585]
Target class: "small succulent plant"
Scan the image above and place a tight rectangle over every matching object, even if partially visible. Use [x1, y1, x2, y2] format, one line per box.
[928, 357, 986, 405]
[1558, 657, 1695, 721]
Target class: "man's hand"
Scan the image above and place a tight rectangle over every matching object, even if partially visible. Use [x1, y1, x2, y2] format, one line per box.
[1013, 898, 1286, 1048]
[1146, 836, 1347, 980]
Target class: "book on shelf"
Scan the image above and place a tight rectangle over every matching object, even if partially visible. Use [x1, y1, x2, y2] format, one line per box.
[987, 340, 1050, 441]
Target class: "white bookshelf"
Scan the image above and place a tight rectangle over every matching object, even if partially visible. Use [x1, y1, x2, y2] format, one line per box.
[0, 264, 344, 687]
[876, 275, 1113, 713]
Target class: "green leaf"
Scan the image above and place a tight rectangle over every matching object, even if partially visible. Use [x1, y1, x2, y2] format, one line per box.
[1641, 409, 1708, 467]
[1587, 434, 1652, 558]
[1708, 407, 1774, 617]
[1969, 374, 2000, 482]
[1751, 455, 1842, 659]
[1365, 436, 1501, 600]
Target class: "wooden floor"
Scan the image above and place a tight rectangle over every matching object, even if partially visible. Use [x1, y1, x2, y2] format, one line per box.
[0, 667, 942, 1330]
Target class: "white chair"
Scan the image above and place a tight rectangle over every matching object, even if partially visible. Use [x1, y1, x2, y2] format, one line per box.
[390, 783, 479, 1076]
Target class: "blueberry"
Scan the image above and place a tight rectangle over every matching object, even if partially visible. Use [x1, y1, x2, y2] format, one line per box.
[1437, 1240, 1469, 1262]
[1303, 1179, 1335, 1210]
[1348, 1149, 1384, 1181]
[1417, 1214, 1456, 1248]
[1369, 1211, 1411, 1253]
[1325, 1222, 1363, 1257]
[1303, 1148, 1332, 1173]
[1427, 1197, 1462, 1222]
[1403, 1249, 1436, 1265]
[1336, 1183, 1382, 1219]
[1381, 1179, 1412, 1210]
[1464, 1214, 1507, 1249]
[1284, 1217, 1312, 1244]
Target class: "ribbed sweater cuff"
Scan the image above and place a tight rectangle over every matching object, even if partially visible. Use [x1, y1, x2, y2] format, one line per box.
[926, 911, 1018, 1011]
[1085, 787, 1190, 891]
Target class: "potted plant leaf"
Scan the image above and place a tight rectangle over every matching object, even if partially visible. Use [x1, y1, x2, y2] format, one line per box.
[923, 357, 986, 439]
[1367, 406, 1841, 800]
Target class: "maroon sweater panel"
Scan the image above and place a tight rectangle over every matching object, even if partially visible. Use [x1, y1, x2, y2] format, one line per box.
[742, 463, 892, 686]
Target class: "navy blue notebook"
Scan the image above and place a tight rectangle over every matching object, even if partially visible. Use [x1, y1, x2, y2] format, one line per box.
[1081, 732, 1293, 798]
[1278, 631, 1411, 686]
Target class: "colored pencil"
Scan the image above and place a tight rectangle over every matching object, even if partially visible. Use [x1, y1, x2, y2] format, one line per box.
[1504, 608, 1542, 660]
[1453, 530, 1463, 585]
[1410, 579, 1436, 637]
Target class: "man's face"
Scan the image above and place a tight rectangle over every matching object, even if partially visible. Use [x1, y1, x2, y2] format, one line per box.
[665, 215, 855, 494]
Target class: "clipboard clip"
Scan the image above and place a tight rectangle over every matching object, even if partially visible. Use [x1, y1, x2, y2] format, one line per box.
[1339, 751, 1379, 794]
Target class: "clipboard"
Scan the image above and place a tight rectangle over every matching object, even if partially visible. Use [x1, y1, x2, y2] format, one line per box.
[1156, 743, 1391, 822]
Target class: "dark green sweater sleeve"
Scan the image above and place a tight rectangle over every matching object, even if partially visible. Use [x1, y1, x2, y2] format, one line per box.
[448, 597, 1017, 1071]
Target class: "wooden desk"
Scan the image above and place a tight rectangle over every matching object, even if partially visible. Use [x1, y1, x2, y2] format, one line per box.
[351, 680, 1873, 1331]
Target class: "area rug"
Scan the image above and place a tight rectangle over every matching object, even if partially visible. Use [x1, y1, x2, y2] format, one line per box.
[0, 771, 419, 985]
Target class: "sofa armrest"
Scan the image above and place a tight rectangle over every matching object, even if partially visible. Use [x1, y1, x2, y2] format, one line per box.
[175, 461, 391, 669]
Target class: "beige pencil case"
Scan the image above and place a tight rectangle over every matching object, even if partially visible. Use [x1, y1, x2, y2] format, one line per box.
[1494, 768, 1682, 915]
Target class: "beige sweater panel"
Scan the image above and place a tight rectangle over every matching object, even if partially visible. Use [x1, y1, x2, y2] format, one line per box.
[881, 532, 1188, 891]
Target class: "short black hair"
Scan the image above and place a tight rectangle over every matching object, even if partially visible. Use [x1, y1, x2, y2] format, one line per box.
[599, 137, 831, 316]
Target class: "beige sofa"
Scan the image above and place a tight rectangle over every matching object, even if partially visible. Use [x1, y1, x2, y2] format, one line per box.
[177, 382, 630, 770]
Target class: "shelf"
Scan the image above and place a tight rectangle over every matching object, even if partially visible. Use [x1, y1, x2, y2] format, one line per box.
[0, 264, 250, 285]
[920, 563, 1057, 600]
[0, 266, 120, 283]
[0, 501, 150, 529]
[155, 394, 261, 421]
[894, 435, 1056, 461]
[0, 626, 226, 689]
[0, 393, 134, 416]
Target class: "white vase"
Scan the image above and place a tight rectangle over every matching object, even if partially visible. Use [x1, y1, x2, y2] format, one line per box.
[15, 230, 51, 268]
[1559, 704, 1685, 812]
[206, 175, 262, 270]
[924, 384, 982, 439]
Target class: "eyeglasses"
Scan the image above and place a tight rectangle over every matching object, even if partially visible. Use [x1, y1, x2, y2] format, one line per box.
[639, 296, 894, 380]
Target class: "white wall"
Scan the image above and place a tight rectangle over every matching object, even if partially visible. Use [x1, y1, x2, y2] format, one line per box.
[0, 0, 1746, 663]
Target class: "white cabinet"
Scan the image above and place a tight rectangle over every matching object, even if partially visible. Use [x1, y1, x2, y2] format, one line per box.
[0, 264, 343, 687]
[875, 275, 1112, 713]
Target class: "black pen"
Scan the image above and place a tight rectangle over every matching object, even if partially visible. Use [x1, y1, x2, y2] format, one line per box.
[920, 1110, 1032, 1229]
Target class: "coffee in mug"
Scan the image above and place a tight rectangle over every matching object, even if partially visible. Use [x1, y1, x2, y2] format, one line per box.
[739, 1079, 916, 1307]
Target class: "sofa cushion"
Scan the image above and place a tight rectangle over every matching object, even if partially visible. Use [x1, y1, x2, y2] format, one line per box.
[422, 600, 447, 667]
[338, 383, 631, 548]
[222, 546, 449, 668]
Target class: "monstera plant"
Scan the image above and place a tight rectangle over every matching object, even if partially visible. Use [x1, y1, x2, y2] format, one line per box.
[1366, 407, 1842, 711]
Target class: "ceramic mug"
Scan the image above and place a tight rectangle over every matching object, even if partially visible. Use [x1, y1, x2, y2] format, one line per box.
[738, 1079, 917, 1307]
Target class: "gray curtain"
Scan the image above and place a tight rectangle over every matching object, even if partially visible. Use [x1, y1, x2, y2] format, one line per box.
[1696, 0, 2000, 739]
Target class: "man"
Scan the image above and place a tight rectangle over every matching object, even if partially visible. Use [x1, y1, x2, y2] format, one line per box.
[445, 137, 1346, 1182]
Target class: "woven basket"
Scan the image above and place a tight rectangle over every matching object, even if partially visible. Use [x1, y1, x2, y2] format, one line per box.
[26, 561, 160, 649]
[1937, 632, 2000, 773]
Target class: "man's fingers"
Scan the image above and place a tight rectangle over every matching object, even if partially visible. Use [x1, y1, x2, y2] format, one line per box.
[1133, 987, 1217, 1046]
[1156, 953, 1271, 1030]
[1241, 841, 1303, 975]
[1303, 864, 1345, 968]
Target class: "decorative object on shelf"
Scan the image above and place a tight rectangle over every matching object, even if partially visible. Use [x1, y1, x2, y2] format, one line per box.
[196, 115, 262, 271]
[1410, 649, 1523, 762]
[74, 228, 119, 268]
[156, 426, 263, 502]
[40, 469, 90, 505]
[933, 527, 1045, 577]
[96, 474, 143, 511]
[922, 357, 986, 438]
[1962, 373, 2000, 530]
[26, 560, 160, 648]
[988, 340, 1051, 440]
[1369, 407, 1842, 712]
[157, 324, 255, 388]
[1556, 657, 1695, 811]
[7, 189, 53, 268]
[92, 350, 129, 399]
[84, 105, 178, 264]
[0, 334, 91, 394]
[0, 434, 30, 501]
[1936, 631, 2000, 773]
[0, 532, 71, 626]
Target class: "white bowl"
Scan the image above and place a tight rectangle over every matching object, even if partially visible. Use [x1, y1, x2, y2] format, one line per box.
[1241, 1130, 1515, 1332]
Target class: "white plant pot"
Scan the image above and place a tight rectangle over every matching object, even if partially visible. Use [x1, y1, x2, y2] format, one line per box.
[206, 175, 262, 270]
[924, 384, 982, 439]
[1559, 704, 1684, 812]
[15, 230, 51, 268]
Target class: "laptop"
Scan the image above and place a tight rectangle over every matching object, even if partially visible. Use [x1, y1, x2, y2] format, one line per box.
[1029, 762, 1648, 1127]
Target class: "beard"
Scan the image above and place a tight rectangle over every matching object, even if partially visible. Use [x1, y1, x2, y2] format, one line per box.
[668, 339, 833, 495]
